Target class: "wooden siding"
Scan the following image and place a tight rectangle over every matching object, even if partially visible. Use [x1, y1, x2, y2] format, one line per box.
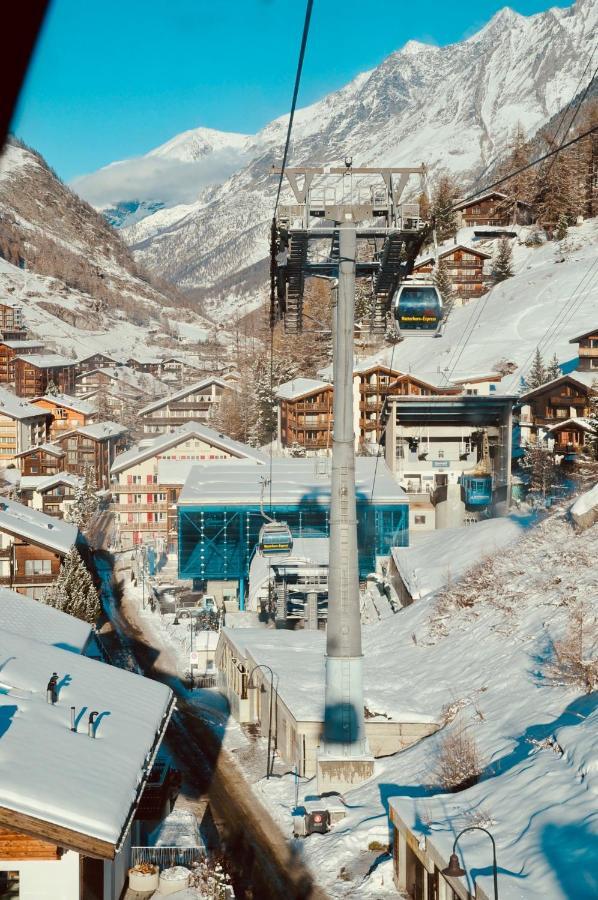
[0, 827, 61, 861]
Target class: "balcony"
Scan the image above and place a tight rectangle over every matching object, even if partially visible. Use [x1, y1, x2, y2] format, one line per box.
[579, 347, 598, 357]
[115, 501, 168, 512]
[289, 402, 331, 413]
[118, 521, 168, 532]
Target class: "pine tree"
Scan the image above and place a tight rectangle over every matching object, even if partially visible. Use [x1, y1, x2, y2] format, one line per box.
[545, 354, 561, 382]
[68, 480, 88, 529]
[529, 445, 556, 498]
[82, 464, 99, 521]
[525, 348, 547, 390]
[433, 259, 455, 314]
[43, 548, 101, 623]
[491, 239, 514, 283]
[556, 214, 568, 242]
[589, 381, 598, 460]
[431, 175, 459, 242]
[496, 122, 535, 215]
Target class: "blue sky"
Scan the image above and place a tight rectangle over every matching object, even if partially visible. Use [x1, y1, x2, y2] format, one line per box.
[11, 0, 567, 181]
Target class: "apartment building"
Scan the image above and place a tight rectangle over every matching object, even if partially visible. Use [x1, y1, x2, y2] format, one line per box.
[0, 388, 51, 464]
[14, 354, 76, 397]
[0, 340, 44, 383]
[138, 377, 232, 434]
[53, 422, 129, 489]
[31, 392, 96, 439]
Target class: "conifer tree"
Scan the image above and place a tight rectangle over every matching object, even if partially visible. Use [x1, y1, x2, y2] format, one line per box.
[46, 380, 60, 397]
[545, 353, 561, 382]
[556, 214, 568, 242]
[43, 547, 101, 624]
[433, 259, 455, 315]
[589, 380, 598, 460]
[491, 239, 514, 283]
[431, 175, 459, 242]
[529, 445, 556, 498]
[525, 348, 547, 390]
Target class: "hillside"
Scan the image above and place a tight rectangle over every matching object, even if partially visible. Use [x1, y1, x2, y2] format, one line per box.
[72, 0, 597, 321]
[251, 498, 598, 898]
[0, 140, 227, 359]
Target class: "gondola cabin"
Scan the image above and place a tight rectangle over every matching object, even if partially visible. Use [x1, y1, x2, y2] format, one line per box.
[459, 474, 492, 507]
[259, 521, 293, 557]
[393, 283, 443, 333]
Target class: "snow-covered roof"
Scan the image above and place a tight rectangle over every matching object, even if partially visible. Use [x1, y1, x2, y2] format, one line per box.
[544, 416, 596, 434]
[0, 629, 174, 852]
[0, 387, 52, 421]
[453, 190, 508, 209]
[127, 354, 162, 365]
[0, 497, 78, 555]
[0, 587, 91, 652]
[179, 457, 407, 506]
[520, 371, 597, 400]
[569, 327, 598, 343]
[570, 482, 598, 518]
[450, 371, 503, 384]
[391, 517, 527, 601]
[36, 472, 82, 492]
[33, 393, 96, 415]
[75, 351, 118, 364]
[138, 377, 231, 416]
[112, 421, 266, 474]
[0, 339, 44, 349]
[77, 365, 168, 395]
[14, 441, 64, 458]
[276, 378, 332, 400]
[414, 242, 492, 267]
[15, 353, 75, 367]
[74, 421, 128, 441]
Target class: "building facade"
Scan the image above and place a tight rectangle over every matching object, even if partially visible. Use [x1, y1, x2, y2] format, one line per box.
[454, 191, 530, 227]
[412, 245, 491, 301]
[569, 327, 598, 373]
[0, 340, 44, 383]
[14, 354, 76, 397]
[276, 378, 334, 451]
[519, 373, 596, 445]
[31, 393, 96, 439]
[138, 378, 231, 434]
[53, 423, 128, 489]
[0, 302, 25, 334]
[0, 389, 51, 464]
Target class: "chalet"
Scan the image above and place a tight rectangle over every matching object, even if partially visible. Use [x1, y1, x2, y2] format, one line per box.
[53, 422, 129, 489]
[0, 301, 24, 333]
[73, 350, 119, 377]
[543, 417, 596, 456]
[0, 498, 79, 598]
[138, 377, 232, 433]
[569, 327, 598, 373]
[111, 421, 265, 550]
[0, 629, 174, 899]
[14, 442, 65, 477]
[157, 355, 205, 384]
[276, 378, 334, 452]
[412, 244, 492, 300]
[454, 190, 531, 227]
[31, 392, 96, 439]
[14, 354, 76, 397]
[126, 354, 162, 375]
[29, 472, 82, 519]
[74, 365, 167, 403]
[0, 388, 51, 464]
[0, 339, 44, 383]
[519, 372, 596, 444]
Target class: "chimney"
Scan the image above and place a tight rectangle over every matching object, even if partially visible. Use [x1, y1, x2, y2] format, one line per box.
[88, 710, 98, 738]
[70, 706, 76, 732]
[47, 672, 58, 704]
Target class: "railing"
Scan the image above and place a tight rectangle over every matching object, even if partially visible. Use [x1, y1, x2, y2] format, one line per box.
[118, 522, 168, 532]
[0, 574, 54, 586]
[114, 502, 168, 511]
[287, 402, 331, 413]
[131, 847, 205, 869]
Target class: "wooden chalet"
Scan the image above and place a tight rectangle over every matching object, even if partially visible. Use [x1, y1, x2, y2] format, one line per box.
[32, 392, 96, 439]
[73, 351, 119, 377]
[15, 442, 65, 477]
[126, 355, 162, 375]
[454, 191, 532, 227]
[569, 327, 598, 373]
[544, 417, 596, 455]
[276, 378, 334, 451]
[14, 354, 76, 397]
[0, 339, 44, 383]
[53, 422, 128, 489]
[519, 373, 596, 442]
[412, 244, 492, 300]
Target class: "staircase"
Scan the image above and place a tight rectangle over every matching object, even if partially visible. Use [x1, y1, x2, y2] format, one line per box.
[284, 231, 309, 333]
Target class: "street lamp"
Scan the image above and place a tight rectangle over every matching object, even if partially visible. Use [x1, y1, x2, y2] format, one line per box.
[248, 664, 278, 780]
[442, 826, 499, 900]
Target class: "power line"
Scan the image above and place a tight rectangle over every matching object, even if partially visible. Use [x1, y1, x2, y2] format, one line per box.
[544, 49, 596, 151]
[450, 123, 598, 212]
[273, 0, 314, 215]
[540, 61, 598, 186]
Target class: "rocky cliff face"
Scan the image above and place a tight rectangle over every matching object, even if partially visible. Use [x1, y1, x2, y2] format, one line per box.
[75, 0, 597, 321]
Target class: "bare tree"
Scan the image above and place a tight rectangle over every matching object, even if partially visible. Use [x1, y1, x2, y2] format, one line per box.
[435, 721, 484, 792]
[549, 601, 597, 694]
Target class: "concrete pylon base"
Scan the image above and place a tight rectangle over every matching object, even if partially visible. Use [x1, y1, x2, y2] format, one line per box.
[316, 754, 375, 796]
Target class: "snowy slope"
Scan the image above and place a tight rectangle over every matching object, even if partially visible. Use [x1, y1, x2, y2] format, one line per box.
[350, 219, 598, 387]
[249, 502, 598, 898]
[73, 0, 597, 320]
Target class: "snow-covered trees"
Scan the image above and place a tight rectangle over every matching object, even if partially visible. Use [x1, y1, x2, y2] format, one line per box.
[491, 238, 514, 283]
[545, 353, 562, 382]
[525, 348, 547, 390]
[67, 465, 99, 530]
[46, 380, 60, 397]
[431, 175, 459, 242]
[555, 213, 569, 242]
[529, 445, 557, 497]
[93, 383, 112, 421]
[589, 380, 598, 459]
[43, 547, 101, 624]
[433, 259, 455, 316]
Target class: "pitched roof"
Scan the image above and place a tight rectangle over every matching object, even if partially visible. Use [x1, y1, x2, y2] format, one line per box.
[276, 377, 332, 400]
[76, 366, 168, 396]
[0, 339, 45, 349]
[453, 190, 508, 209]
[414, 243, 492, 267]
[0, 586, 91, 652]
[15, 353, 75, 368]
[33, 393, 96, 415]
[520, 371, 597, 400]
[111, 421, 267, 474]
[14, 442, 65, 459]
[74, 421, 128, 441]
[569, 327, 598, 343]
[35, 472, 82, 492]
[0, 629, 173, 855]
[138, 377, 231, 416]
[0, 387, 52, 421]
[0, 497, 78, 555]
[544, 417, 596, 434]
[75, 351, 118, 365]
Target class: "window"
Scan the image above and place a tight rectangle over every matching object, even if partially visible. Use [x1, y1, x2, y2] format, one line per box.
[24, 559, 51, 575]
[438, 449, 445, 459]
[555, 408, 568, 418]
[489, 384, 497, 392]
[414, 515, 426, 525]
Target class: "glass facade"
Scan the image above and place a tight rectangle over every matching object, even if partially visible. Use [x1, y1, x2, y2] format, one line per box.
[178, 501, 409, 589]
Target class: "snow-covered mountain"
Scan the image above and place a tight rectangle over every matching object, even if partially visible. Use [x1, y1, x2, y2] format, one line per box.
[73, 0, 596, 321]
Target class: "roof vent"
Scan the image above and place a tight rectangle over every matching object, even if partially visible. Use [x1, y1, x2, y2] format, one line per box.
[48, 523, 54, 529]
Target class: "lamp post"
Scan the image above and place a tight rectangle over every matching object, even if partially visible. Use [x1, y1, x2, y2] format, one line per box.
[442, 826, 499, 900]
[248, 664, 278, 780]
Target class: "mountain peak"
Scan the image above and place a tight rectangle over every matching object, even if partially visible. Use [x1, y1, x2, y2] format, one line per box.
[400, 39, 438, 56]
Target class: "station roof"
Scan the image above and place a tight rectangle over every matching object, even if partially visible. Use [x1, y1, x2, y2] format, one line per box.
[178, 457, 407, 507]
[382, 392, 516, 426]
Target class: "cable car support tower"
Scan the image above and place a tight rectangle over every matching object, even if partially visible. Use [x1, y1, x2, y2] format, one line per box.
[271, 164, 429, 792]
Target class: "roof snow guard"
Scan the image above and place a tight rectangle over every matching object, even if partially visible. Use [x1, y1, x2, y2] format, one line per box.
[0, 629, 174, 858]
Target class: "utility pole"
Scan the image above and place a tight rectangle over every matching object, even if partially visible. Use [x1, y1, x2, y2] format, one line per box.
[317, 220, 374, 794]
